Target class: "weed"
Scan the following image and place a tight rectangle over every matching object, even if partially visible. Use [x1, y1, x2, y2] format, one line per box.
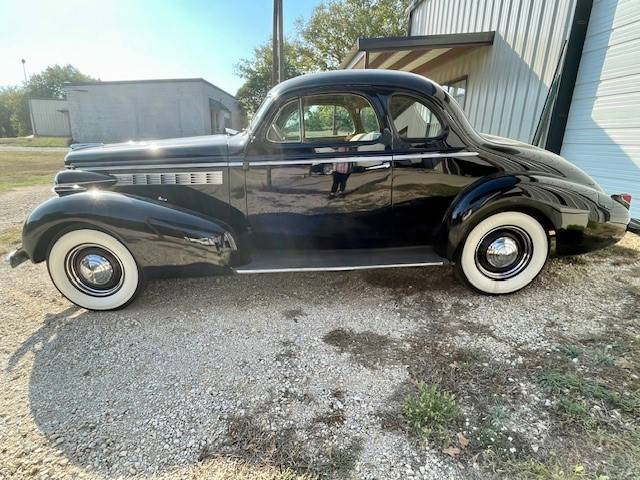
[593, 348, 615, 367]
[403, 383, 461, 447]
[560, 344, 582, 359]
[556, 397, 594, 428]
[208, 415, 362, 478]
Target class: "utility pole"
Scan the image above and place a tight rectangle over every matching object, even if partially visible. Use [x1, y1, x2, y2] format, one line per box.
[21, 59, 36, 137]
[272, 0, 284, 85]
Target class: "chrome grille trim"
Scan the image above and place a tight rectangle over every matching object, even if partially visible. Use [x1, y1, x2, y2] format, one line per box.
[113, 171, 223, 186]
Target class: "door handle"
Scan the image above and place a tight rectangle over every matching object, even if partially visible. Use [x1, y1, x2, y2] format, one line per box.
[365, 162, 391, 171]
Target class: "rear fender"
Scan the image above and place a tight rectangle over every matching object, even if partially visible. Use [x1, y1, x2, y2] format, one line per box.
[22, 191, 237, 268]
[439, 174, 627, 259]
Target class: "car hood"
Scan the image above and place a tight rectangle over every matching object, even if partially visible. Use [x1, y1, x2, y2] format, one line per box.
[479, 134, 603, 191]
[65, 134, 236, 169]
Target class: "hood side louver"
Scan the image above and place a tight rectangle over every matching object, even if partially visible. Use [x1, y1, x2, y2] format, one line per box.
[113, 171, 223, 186]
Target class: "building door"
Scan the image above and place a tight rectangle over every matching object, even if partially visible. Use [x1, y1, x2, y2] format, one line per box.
[561, 0, 640, 217]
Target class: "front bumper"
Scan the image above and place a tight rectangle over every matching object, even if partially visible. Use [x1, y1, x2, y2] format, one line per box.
[5, 247, 29, 268]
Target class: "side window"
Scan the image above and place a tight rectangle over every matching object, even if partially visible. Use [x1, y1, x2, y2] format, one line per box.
[390, 94, 444, 140]
[302, 94, 381, 142]
[267, 99, 301, 143]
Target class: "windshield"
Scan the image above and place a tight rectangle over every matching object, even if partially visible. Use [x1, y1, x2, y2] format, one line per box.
[247, 93, 273, 134]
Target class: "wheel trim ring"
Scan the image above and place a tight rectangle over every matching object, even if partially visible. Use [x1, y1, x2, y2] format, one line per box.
[474, 226, 534, 281]
[64, 244, 125, 297]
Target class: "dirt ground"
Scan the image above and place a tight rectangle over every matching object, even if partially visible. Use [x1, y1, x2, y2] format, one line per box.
[0, 185, 638, 480]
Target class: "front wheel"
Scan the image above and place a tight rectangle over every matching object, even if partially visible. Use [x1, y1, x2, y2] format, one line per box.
[47, 229, 144, 310]
[455, 211, 549, 295]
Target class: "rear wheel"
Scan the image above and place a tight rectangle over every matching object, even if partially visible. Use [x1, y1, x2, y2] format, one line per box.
[455, 211, 548, 294]
[47, 229, 144, 310]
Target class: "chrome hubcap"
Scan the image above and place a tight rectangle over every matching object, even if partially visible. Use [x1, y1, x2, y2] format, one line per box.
[475, 226, 533, 280]
[485, 236, 519, 269]
[78, 254, 114, 285]
[65, 244, 124, 297]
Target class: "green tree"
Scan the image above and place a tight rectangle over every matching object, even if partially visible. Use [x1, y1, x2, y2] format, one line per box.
[298, 0, 410, 71]
[0, 86, 30, 137]
[234, 40, 312, 114]
[27, 64, 96, 99]
[234, 0, 410, 115]
[0, 64, 95, 136]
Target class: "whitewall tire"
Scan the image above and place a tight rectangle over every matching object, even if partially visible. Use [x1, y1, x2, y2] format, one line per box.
[456, 211, 548, 295]
[47, 229, 143, 310]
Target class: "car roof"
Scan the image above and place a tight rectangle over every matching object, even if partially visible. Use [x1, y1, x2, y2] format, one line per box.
[270, 69, 441, 97]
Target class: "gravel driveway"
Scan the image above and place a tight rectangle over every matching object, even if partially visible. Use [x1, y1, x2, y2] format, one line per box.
[1, 187, 638, 480]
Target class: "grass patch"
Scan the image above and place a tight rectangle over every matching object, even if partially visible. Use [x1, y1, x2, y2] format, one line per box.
[0, 150, 64, 193]
[0, 227, 22, 255]
[491, 456, 592, 480]
[0, 136, 70, 147]
[403, 383, 461, 447]
[556, 397, 594, 428]
[539, 370, 638, 413]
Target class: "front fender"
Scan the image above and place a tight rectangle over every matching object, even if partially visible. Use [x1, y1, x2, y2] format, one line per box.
[22, 191, 237, 268]
[440, 174, 629, 259]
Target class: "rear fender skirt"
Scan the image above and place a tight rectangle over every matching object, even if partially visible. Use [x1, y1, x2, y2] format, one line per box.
[22, 191, 237, 268]
[439, 174, 629, 259]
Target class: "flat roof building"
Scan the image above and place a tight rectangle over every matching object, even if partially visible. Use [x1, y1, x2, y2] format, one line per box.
[63, 78, 243, 144]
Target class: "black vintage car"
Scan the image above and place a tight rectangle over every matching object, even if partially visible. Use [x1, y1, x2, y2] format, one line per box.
[7, 70, 633, 310]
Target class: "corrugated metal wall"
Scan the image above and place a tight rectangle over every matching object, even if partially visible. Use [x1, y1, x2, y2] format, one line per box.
[410, 0, 576, 143]
[29, 98, 71, 137]
[561, 0, 640, 217]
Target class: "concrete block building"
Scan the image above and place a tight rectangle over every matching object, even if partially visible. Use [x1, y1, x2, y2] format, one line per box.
[63, 78, 242, 143]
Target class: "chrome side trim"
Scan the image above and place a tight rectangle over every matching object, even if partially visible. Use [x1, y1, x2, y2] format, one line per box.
[393, 152, 479, 160]
[234, 261, 445, 274]
[245, 155, 392, 167]
[78, 152, 478, 173]
[81, 162, 228, 171]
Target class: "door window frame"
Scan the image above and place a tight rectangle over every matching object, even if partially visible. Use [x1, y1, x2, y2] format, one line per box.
[262, 91, 386, 148]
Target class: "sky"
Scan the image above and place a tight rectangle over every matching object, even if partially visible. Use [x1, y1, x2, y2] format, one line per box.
[0, 0, 321, 95]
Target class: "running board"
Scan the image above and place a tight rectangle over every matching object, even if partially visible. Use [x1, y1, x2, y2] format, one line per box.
[233, 246, 448, 274]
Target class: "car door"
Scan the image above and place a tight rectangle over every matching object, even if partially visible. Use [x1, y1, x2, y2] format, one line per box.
[389, 92, 496, 245]
[244, 91, 393, 250]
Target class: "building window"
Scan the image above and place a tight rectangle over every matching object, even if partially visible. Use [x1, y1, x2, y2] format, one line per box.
[389, 94, 444, 139]
[443, 76, 468, 109]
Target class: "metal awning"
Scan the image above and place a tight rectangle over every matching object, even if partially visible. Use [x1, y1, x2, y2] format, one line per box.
[340, 31, 495, 74]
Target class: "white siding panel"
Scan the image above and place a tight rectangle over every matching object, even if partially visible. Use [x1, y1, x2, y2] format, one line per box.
[561, 0, 640, 217]
[29, 99, 71, 137]
[410, 0, 577, 143]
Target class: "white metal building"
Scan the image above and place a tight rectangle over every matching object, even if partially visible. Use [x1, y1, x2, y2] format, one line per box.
[342, 0, 640, 217]
[29, 98, 71, 137]
[63, 78, 243, 144]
